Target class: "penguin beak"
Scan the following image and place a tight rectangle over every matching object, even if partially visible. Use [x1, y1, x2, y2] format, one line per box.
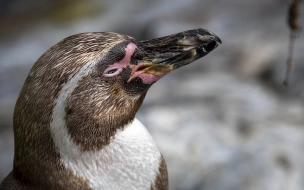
[129, 28, 221, 83]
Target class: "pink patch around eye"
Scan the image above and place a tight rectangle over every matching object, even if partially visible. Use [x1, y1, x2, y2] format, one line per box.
[102, 43, 137, 77]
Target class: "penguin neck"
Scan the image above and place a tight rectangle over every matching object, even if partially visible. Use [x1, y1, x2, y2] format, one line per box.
[63, 92, 146, 151]
[52, 89, 147, 151]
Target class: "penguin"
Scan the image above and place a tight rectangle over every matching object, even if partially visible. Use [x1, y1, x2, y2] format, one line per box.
[0, 28, 221, 190]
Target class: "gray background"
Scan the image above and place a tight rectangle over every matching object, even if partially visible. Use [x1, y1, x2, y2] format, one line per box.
[1, 0, 304, 189]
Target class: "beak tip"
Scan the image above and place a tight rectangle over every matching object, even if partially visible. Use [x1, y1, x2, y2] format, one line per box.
[216, 37, 222, 44]
[206, 30, 222, 44]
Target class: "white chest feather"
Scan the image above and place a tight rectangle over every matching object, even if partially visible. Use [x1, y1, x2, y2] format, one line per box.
[53, 118, 161, 190]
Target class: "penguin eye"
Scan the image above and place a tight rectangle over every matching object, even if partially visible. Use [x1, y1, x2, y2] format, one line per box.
[107, 69, 118, 74]
[103, 67, 123, 77]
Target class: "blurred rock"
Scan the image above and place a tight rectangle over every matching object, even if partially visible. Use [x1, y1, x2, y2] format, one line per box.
[139, 73, 304, 190]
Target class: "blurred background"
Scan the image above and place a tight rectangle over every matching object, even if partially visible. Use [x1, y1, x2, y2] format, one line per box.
[1, 0, 304, 189]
